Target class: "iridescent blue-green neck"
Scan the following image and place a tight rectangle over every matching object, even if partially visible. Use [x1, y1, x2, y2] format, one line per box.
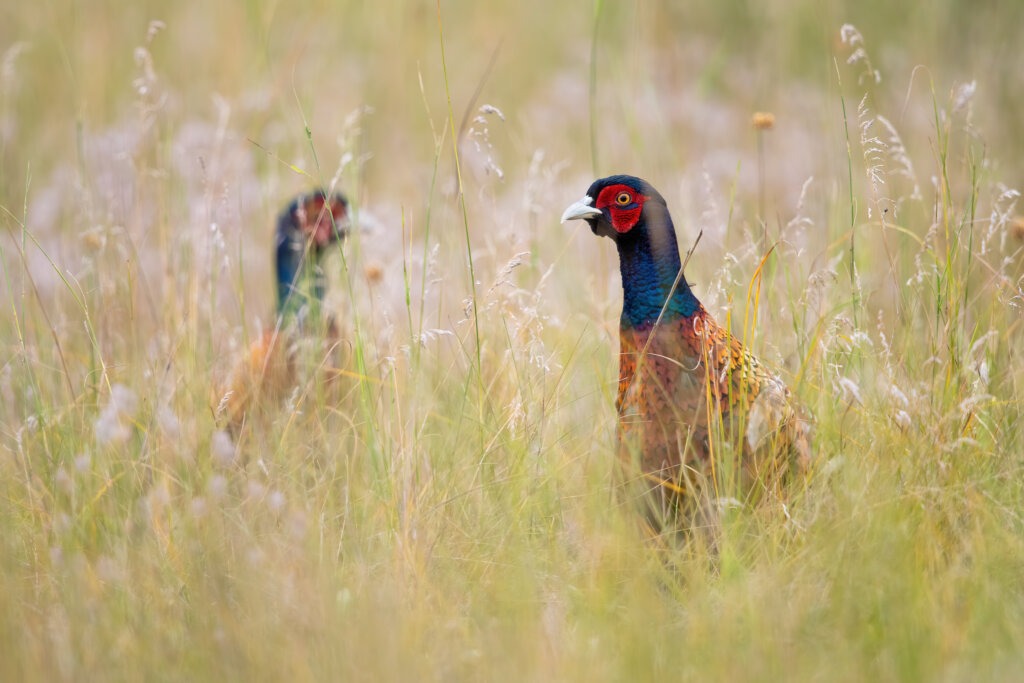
[616, 209, 699, 328]
[275, 247, 327, 323]
[275, 203, 326, 325]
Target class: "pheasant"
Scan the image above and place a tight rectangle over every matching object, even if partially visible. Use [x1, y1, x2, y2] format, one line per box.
[214, 189, 349, 431]
[561, 175, 811, 518]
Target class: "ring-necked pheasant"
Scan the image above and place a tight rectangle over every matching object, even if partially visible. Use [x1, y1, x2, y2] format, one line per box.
[214, 189, 349, 431]
[561, 175, 811, 519]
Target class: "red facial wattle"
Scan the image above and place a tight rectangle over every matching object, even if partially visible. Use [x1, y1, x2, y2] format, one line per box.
[304, 197, 347, 246]
[594, 184, 648, 233]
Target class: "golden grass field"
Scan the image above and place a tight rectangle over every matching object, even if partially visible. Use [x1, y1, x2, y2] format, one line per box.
[3, 0, 1024, 680]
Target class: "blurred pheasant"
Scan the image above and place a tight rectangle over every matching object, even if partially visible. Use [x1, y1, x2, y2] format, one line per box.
[215, 189, 349, 431]
[561, 175, 811, 514]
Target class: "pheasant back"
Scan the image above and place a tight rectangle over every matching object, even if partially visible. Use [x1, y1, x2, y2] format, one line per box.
[617, 304, 810, 499]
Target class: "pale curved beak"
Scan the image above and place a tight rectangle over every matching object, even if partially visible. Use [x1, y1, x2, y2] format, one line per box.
[560, 195, 602, 223]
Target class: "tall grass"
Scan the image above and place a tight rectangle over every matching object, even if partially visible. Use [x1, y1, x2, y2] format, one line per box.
[2, 1, 1024, 680]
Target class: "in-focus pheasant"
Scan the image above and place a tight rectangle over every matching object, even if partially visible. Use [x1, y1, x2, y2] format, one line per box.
[561, 175, 810, 519]
[215, 189, 349, 431]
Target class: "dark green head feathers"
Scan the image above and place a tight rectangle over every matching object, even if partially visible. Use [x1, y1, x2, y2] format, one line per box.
[562, 175, 698, 327]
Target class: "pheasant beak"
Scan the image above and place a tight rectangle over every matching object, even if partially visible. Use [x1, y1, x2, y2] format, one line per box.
[560, 195, 602, 223]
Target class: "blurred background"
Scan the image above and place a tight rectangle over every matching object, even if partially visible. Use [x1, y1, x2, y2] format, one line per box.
[2, 0, 1022, 325]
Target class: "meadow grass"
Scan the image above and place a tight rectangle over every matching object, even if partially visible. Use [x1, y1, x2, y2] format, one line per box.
[2, 1, 1024, 680]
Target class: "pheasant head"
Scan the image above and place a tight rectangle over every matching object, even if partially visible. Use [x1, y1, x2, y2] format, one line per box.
[275, 189, 349, 323]
[562, 175, 698, 327]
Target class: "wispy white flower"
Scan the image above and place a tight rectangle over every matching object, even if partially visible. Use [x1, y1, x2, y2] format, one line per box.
[207, 475, 228, 500]
[884, 382, 909, 409]
[840, 24, 881, 84]
[246, 480, 266, 500]
[267, 489, 286, 513]
[952, 81, 977, 114]
[74, 453, 91, 473]
[94, 384, 139, 446]
[286, 511, 308, 540]
[210, 430, 236, 468]
[978, 360, 990, 387]
[836, 377, 863, 404]
[157, 406, 181, 438]
[55, 467, 73, 496]
[190, 497, 208, 519]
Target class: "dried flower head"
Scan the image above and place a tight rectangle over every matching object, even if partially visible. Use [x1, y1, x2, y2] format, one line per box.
[1009, 216, 1024, 242]
[364, 261, 384, 284]
[752, 112, 776, 131]
[81, 226, 106, 252]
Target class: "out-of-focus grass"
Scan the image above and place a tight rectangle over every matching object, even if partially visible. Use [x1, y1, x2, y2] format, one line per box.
[2, 0, 1024, 680]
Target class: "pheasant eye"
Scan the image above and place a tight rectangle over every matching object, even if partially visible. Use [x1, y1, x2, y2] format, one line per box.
[615, 192, 632, 206]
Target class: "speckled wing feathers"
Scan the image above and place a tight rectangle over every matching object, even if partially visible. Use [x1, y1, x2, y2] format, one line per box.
[616, 304, 810, 495]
